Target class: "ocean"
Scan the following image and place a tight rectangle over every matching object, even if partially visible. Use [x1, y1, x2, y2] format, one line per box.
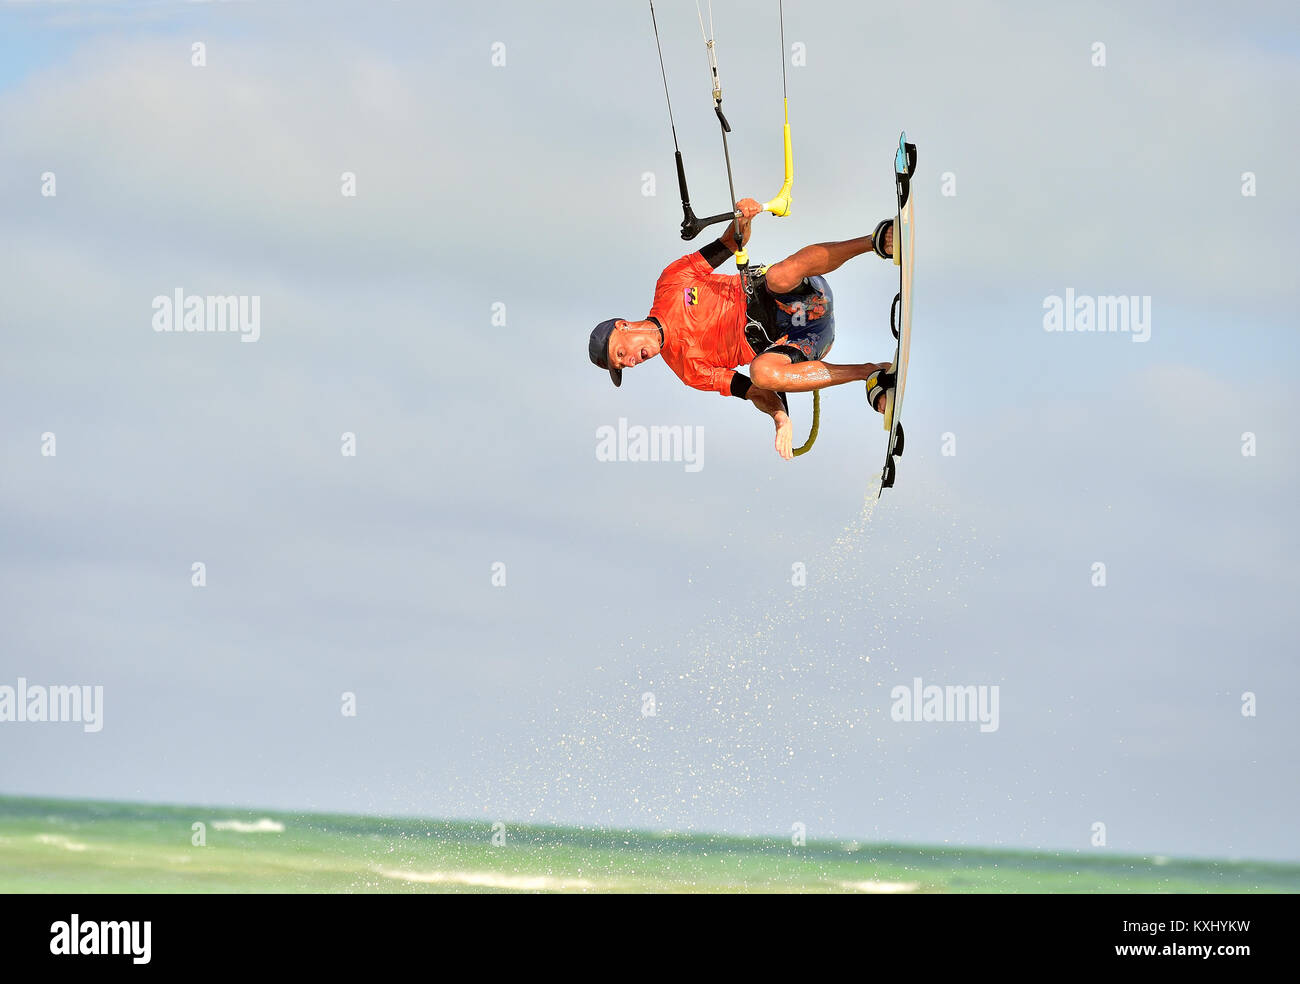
[2, 795, 1295, 893]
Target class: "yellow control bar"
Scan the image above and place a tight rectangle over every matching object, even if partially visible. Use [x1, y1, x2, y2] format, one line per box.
[762, 99, 793, 217]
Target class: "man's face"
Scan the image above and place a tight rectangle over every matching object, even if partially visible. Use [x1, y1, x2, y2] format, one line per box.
[608, 321, 662, 371]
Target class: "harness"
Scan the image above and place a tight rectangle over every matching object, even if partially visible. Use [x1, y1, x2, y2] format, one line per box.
[741, 265, 777, 355]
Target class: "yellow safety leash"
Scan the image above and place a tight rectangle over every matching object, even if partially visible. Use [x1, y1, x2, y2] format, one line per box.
[792, 389, 819, 457]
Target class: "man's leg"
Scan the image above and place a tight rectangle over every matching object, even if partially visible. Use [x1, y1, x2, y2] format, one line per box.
[764, 227, 891, 294]
[751, 350, 891, 405]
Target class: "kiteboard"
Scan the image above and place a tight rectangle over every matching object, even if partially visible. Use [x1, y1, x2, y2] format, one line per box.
[879, 131, 916, 494]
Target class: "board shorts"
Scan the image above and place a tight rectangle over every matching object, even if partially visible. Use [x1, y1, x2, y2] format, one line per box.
[743, 269, 835, 364]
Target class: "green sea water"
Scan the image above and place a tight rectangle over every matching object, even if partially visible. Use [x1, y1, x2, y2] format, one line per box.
[1, 795, 1295, 894]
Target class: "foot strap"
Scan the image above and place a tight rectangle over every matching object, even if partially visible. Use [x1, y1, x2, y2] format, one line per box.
[866, 368, 896, 413]
[890, 421, 905, 458]
[872, 218, 894, 259]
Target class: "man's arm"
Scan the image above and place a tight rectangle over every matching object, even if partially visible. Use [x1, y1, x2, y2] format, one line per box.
[696, 199, 762, 269]
[719, 198, 761, 254]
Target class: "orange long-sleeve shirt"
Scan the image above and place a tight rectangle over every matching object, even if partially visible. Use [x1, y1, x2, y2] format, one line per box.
[648, 250, 756, 396]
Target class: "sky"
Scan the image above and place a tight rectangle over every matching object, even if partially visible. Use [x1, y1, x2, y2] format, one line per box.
[1, 0, 1297, 862]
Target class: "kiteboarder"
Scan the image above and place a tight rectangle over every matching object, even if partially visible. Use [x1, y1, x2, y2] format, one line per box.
[588, 198, 897, 460]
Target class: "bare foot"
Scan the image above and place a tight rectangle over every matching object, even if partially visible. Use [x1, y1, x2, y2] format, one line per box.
[774, 414, 793, 460]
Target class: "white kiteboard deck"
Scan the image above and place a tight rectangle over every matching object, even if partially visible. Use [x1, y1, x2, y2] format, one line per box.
[879, 132, 916, 495]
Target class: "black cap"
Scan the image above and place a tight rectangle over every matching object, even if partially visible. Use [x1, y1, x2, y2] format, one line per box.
[589, 318, 623, 387]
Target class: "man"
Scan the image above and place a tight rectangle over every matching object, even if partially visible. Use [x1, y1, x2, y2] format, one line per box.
[588, 199, 897, 460]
